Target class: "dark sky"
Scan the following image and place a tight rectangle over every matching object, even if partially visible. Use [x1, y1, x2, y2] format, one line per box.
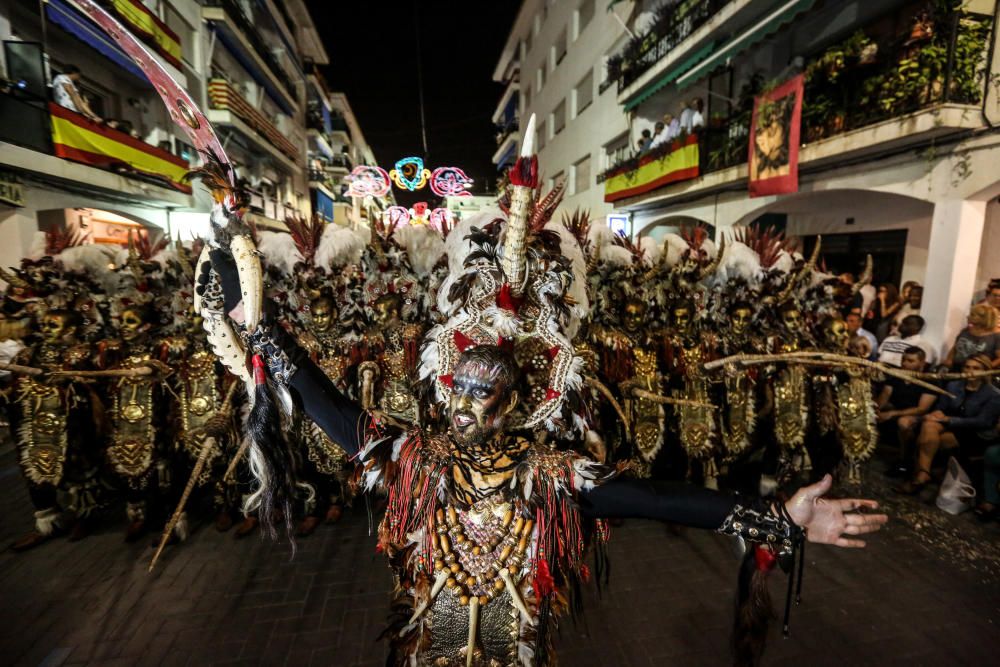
[305, 1, 520, 206]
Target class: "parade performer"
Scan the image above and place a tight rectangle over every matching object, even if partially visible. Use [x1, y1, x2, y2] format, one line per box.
[197, 124, 886, 666]
[73, 6, 889, 665]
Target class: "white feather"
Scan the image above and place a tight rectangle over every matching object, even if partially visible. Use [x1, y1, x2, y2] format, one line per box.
[716, 241, 761, 283]
[773, 250, 795, 275]
[639, 236, 662, 267]
[26, 232, 47, 261]
[394, 224, 445, 277]
[601, 245, 634, 267]
[662, 233, 688, 267]
[257, 231, 303, 277]
[315, 224, 367, 271]
[55, 244, 118, 279]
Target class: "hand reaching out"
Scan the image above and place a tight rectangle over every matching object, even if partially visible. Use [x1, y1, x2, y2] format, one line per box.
[784, 474, 888, 548]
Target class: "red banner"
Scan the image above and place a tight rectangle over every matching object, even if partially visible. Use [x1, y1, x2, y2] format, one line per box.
[748, 74, 803, 198]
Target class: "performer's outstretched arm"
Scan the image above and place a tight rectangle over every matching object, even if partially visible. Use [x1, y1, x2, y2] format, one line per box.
[580, 474, 887, 548]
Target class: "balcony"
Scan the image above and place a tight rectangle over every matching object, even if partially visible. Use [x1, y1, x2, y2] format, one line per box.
[605, 0, 733, 94]
[207, 79, 301, 168]
[601, 6, 994, 205]
[98, 0, 183, 71]
[202, 0, 298, 114]
[0, 91, 192, 206]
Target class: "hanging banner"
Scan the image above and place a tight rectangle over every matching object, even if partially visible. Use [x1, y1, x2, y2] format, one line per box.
[602, 133, 700, 203]
[748, 74, 803, 198]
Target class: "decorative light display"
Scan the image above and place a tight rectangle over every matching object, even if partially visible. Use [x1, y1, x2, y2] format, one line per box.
[346, 165, 391, 197]
[383, 202, 453, 231]
[389, 157, 431, 192]
[429, 167, 473, 197]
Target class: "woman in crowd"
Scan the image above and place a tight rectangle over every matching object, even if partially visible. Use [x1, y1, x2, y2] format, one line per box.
[866, 283, 901, 341]
[942, 304, 1000, 371]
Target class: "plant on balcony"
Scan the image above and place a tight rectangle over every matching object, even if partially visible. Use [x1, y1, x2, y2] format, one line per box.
[950, 15, 992, 104]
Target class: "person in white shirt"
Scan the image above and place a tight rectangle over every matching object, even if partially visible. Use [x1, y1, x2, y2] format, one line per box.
[689, 97, 705, 130]
[647, 121, 667, 149]
[52, 65, 101, 123]
[879, 315, 937, 367]
[890, 284, 922, 335]
[678, 100, 694, 134]
[846, 312, 878, 361]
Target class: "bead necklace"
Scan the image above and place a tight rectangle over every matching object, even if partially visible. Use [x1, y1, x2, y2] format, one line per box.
[433, 501, 534, 607]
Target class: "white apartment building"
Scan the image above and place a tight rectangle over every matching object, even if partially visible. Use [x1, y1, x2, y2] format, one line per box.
[306, 72, 388, 229]
[492, 0, 633, 221]
[599, 0, 1000, 354]
[0, 0, 326, 271]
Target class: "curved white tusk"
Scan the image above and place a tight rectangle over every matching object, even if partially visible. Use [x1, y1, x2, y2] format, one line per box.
[498, 568, 533, 620]
[230, 234, 262, 330]
[466, 596, 480, 667]
[405, 570, 449, 629]
[520, 114, 536, 157]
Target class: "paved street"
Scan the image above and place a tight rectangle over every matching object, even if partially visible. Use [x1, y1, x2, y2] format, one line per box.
[1, 443, 999, 667]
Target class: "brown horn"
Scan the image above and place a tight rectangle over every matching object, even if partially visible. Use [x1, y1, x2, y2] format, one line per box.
[0, 266, 30, 290]
[699, 236, 726, 281]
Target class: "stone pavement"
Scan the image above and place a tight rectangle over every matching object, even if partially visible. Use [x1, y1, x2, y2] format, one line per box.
[1, 443, 999, 666]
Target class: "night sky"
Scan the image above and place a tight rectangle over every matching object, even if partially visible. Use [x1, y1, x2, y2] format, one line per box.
[305, 1, 520, 206]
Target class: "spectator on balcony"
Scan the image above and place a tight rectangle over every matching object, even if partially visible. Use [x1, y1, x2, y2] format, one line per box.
[678, 100, 693, 134]
[52, 66, 101, 123]
[895, 354, 1000, 495]
[846, 311, 877, 360]
[690, 97, 705, 130]
[890, 283, 923, 334]
[941, 304, 1000, 371]
[648, 121, 670, 150]
[636, 129, 652, 154]
[878, 315, 936, 368]
[876, 346, 937, 477]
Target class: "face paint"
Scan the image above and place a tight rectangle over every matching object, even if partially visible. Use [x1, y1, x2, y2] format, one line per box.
[781, 307, 802, 333]
[448, 358, 513, 451]
[825, 319, 850, 350]
[120, 308, 147, 342]
[731, 307, 752, 335]
[373, 295, 401, 327]
[310, 298, 337, 333]
[622, 301, 646, 334]
[40, 313, 73, 343]
[672, 306, 692, 333]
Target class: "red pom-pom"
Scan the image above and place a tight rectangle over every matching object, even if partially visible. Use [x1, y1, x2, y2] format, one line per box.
[544, 388, 561, 402]
[251, 354, 266, 385]
[754, 545, 777, 572]
[534, 559, 556, 597]
[438, 374, 453, 388]
[546, 345, 561, 360]
[497, 336, 515, 353]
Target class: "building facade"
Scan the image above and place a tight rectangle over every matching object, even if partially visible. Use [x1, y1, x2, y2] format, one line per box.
[492, 0, 633, 221]
[598, 0, 1000, 355]
[0, 0, 330, 270]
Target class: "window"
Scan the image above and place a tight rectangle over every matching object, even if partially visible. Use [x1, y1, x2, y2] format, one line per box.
[578, 0, 595, 36]
[574, 70, 593, 117]
[573, 155, 591, 194]
[552, 100, 566, 135]
[552, 170, 565, 191]
[554, 28, 567, 66]
[537, 118, 546, 150]
[536, 66, 545, 93]
[604, 132, 630, 170]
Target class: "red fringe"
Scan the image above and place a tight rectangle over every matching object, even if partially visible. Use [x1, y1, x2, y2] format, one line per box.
[509, 156, 538, 188]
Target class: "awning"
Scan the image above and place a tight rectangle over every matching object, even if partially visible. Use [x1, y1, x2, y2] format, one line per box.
[495, 142, 516, 170]
[44, 0, 148, 84]
[624, 40, 717, 112]
[209, 22, 295, 116]
[676, 0, 818, 90]
[313, 188, 334, 222]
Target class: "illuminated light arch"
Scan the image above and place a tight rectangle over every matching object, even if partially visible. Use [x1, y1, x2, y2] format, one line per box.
[389, 157, 431, 192]
[429, 166, 473, 197]
[346, 165, 391, 197]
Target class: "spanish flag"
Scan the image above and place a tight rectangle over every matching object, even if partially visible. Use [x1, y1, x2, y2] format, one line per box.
[603, 133, 699, 203]
[49, 103, 191, 193]
[108, 0, 183, 69]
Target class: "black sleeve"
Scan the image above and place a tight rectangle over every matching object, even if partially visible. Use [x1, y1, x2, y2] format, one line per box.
[271, 326, 366, 457]
[578, 477, 737, 530]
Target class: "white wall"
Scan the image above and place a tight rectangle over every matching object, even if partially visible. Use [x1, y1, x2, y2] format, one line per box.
[975, 200, 1000, 299]
[515, 0, 630, 219]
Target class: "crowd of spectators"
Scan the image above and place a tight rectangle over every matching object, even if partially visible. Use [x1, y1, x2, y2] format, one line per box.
[635, 97, 705, 155]
[845, 275, 1000, 524]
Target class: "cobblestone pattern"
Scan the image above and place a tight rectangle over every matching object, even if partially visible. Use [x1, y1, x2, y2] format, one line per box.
[1, 446, 998, 667]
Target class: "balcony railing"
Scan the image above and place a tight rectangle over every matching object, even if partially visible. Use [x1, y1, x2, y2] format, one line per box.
[494, 117, 519, 146]
[203, 0, 296, 99]
[600, 6, 994, 200]
[208, 79, 299, 161]
[606, 0, 731, 93]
